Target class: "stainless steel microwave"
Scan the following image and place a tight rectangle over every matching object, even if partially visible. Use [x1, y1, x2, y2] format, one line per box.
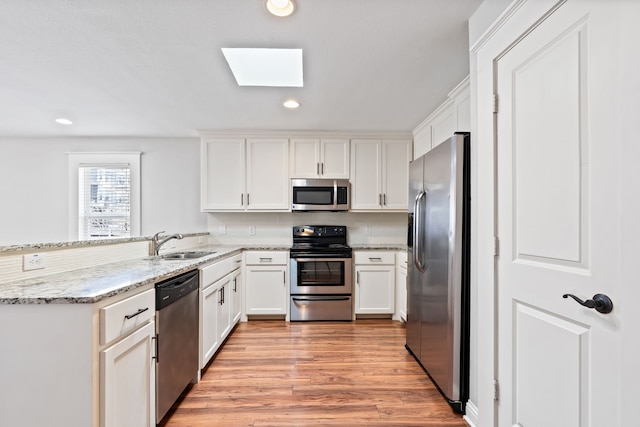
[291, 179, 350, 212]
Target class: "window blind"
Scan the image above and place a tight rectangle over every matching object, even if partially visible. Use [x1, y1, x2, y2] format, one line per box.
[78, 163, 131, 239]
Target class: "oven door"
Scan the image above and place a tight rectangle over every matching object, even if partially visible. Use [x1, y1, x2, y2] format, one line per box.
[290, 257, 353, 295]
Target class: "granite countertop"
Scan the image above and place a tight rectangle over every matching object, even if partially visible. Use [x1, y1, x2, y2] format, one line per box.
[351, 244, 408, 251]
[0, 245, 290, 305]
[0, 244, 404, 305]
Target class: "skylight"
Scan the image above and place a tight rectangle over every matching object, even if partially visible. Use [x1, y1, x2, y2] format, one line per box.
[221, 48, 303, 87]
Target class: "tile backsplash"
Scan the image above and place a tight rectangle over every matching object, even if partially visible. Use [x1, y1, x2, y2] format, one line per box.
[207, 212, 407, 245]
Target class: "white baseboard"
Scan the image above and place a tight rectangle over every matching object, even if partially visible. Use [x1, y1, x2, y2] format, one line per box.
[463, 400, 479, 427]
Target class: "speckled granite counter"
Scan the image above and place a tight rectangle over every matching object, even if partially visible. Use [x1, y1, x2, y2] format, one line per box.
[0, 245, 290, 305]
[351, 244, 408, 251]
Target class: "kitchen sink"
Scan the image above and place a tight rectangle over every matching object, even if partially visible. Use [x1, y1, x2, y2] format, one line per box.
[159, 251, 216, 260]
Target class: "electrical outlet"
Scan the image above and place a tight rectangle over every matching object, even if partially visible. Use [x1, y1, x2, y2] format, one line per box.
[249, 226, 256, 235]
[219, 225, 227, 235]
[364, 225, 371, 235]
[23, 253, 46, 271]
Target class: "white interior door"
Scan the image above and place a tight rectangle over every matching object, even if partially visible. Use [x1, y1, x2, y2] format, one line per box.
[496, 2, 622, 426]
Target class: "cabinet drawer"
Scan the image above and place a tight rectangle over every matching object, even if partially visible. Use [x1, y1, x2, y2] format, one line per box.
[354, 251, 395, 265]
[201, 254, 242, 289]
[100, 289, 155, 345]
[245, 251, 288, 265]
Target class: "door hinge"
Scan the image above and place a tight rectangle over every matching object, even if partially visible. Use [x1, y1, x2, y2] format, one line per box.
[493, 236, 499, 256]
[493, 379, 500, 401]
[492, 93, 499, 114]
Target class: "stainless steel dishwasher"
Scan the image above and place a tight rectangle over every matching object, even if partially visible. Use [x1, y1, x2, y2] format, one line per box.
[155, 269, 199, 423]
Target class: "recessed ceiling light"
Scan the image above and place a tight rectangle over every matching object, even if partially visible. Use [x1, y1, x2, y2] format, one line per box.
[283, 99, 300, 109]
[55, 118, 73, 125]
[266, 0, 295, 17]
[221, 48, 303, 87]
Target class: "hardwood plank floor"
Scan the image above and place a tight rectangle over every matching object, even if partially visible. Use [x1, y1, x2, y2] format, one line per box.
[161, 320, 467, 427]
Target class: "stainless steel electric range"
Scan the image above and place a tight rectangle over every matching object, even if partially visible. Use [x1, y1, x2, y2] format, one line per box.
[289, 225, 353, 321]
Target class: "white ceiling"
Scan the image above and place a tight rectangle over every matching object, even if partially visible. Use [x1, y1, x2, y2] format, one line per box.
[0, 0, 483, 137]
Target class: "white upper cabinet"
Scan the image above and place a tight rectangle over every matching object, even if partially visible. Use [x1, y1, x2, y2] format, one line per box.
[246, 138, 289, 210]
[201, 138, 289, 211]
[413, 76, 470, 159]
[350, 139, 412, 211]
[201, 138, 245, 210]
[290, 138, 349, 179]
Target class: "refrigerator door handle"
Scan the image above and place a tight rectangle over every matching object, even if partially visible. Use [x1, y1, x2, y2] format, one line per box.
[413, 191, 426, 272]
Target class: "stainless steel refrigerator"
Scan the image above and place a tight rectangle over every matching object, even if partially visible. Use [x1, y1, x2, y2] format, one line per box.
[405, 132, 470, 413]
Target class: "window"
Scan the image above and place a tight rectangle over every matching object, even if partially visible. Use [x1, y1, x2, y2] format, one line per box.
[68, 152, 140, 241]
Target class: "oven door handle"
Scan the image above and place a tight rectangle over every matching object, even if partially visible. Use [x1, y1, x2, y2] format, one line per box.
[292, 296, 351, 302]
[291, 257, 350, 262]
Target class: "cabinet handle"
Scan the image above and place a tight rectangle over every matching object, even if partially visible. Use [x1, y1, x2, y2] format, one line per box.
[383, 194, 386, 206]
[283, 271, 286, 285]
[247, 193, 250, 206]
[259, 257, 272, 262]
[369, 257, 382, 262]
[357, 271, 360, 284]
[152, 335, 158, 362]
[321, 162, 324, 175]
[241, 193, 244, 206]
[233, 277, 237, 292]
[379, 194, 382, 205]
[317, 163, 320, 175]
[124, 307, 149, 320]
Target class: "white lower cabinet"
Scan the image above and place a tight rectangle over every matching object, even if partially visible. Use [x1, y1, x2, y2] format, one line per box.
[231, 268, 242, 324]
[244, 251, 288, 317]
[2, 286, 156, 427]
[217, 278, 232, 342]
[99, 288, 156, 427]
[395, 251, 408, 321]
[201, 280, 221, 366]
[354, 251, 395, 315]
[200, 253, 242, 369]
[101, 321, 156, 427]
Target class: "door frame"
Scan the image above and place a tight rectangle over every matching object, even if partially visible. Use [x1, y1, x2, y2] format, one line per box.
[471, 1, 639, 426]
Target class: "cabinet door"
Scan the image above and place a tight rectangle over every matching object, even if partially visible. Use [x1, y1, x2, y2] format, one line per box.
[381, 140, 412, 210]
[201, 138, 245, 210]
[355, 265, 395, 314]
[320, 139, 349, 178]
[217, 279, 232, 341]
[290, 138, 320, 178]
[101, 322, 155, 427]
[201, 283, 220, 368]
[395, 257, 408, 322]
[245, 266, 287, 315]
[231, 270, 242, 324]
[246, 138, 289, 210]
[350, 139, 382, 210]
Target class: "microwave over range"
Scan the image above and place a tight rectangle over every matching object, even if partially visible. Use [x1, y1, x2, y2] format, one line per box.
[291, 178, 350, 212]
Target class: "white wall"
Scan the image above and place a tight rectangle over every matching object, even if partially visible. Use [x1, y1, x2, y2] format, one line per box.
[465, 1, 513, 424]
[468, 0, 513, 47]
[0, 137, 207, 246]
[207, 211, 407, 246]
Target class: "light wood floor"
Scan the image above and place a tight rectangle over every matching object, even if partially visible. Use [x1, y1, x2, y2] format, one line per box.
[162, 320, 467, 427]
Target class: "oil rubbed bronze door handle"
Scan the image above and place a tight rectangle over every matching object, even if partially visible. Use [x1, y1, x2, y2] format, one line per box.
[562, 293, 613, 314]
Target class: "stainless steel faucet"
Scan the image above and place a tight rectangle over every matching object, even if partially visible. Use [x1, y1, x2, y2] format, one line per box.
[152, 231, 184, 256]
